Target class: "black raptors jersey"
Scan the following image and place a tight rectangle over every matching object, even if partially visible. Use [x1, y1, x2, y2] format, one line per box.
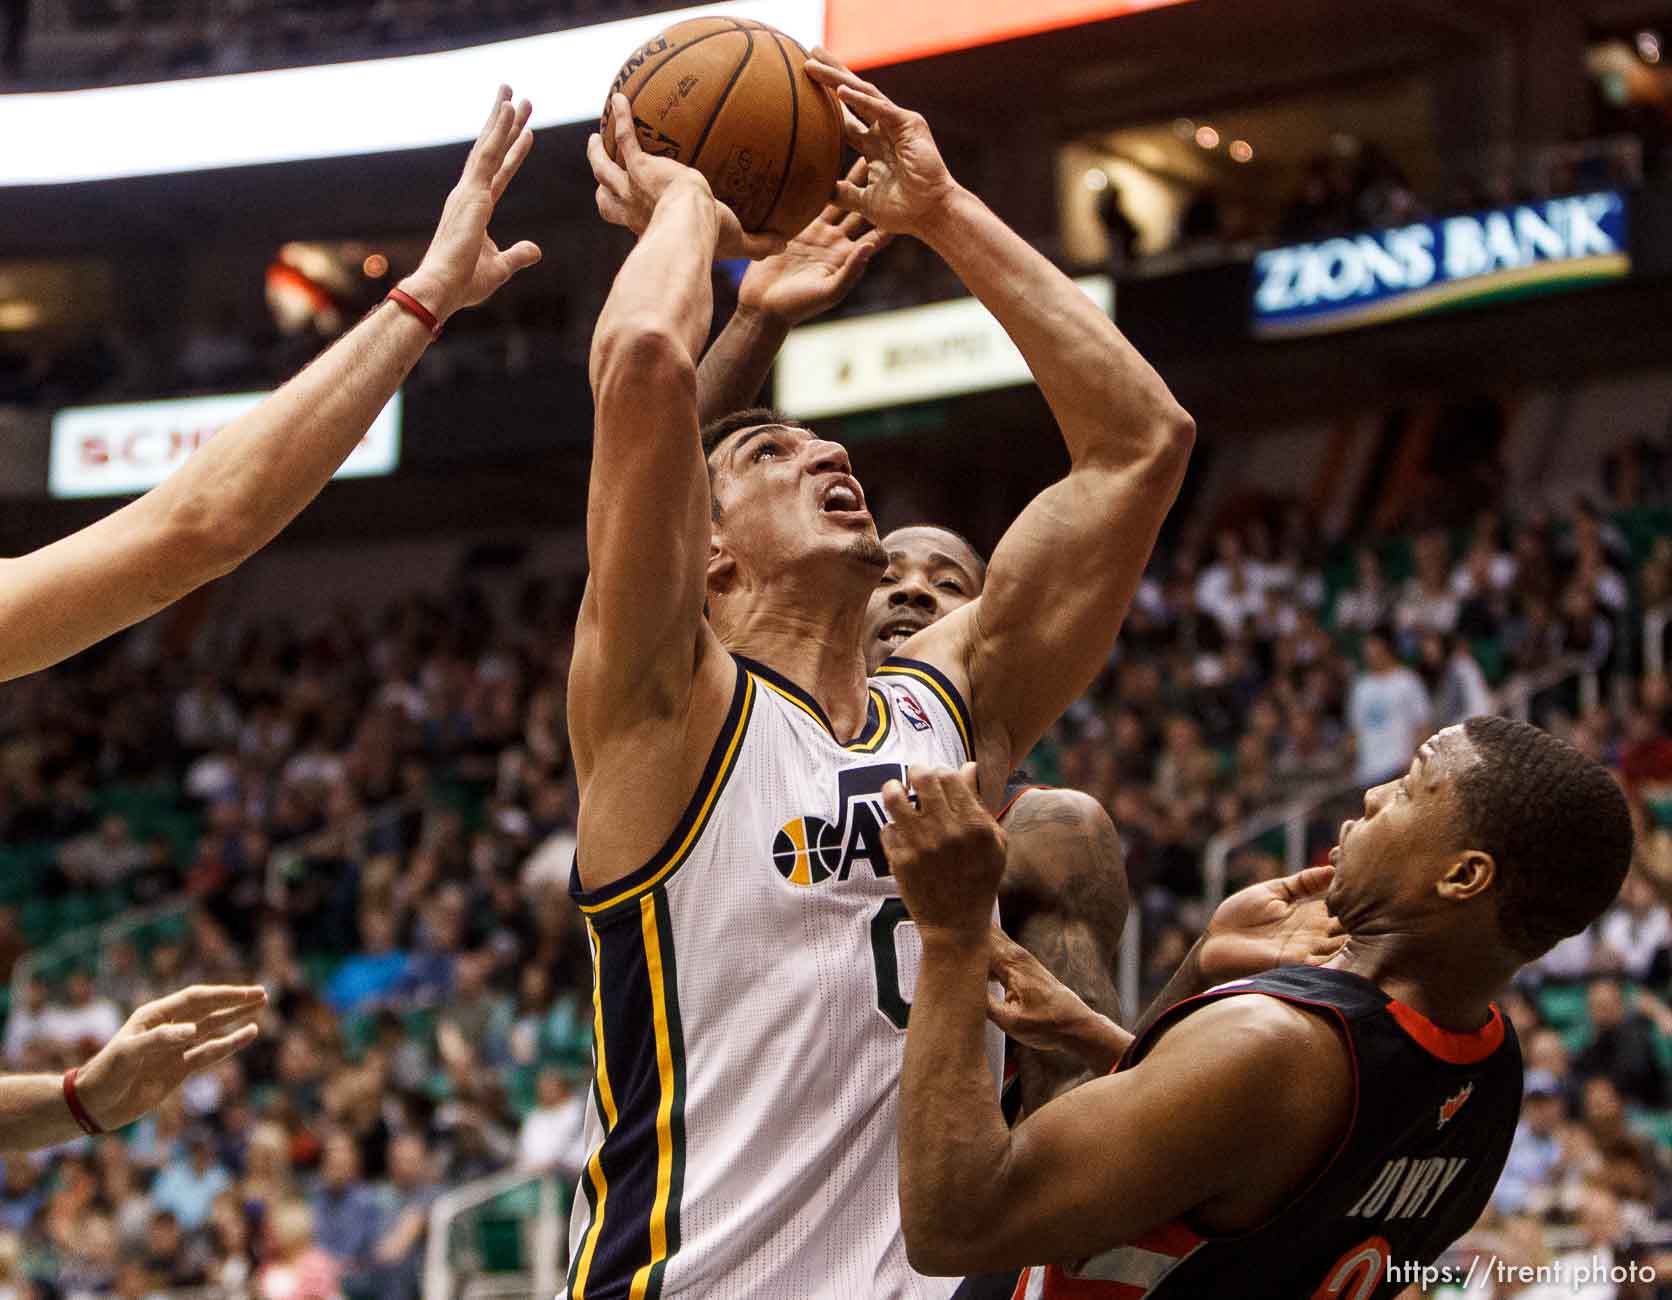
[1014, 964, 1522, 1300]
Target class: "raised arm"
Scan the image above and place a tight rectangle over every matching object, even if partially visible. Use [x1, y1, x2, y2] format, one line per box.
[807, 54, 1193, 766]
[570, 102, 749, 771]
[696, 161, 889, 425]
[0, 89, 540, 684]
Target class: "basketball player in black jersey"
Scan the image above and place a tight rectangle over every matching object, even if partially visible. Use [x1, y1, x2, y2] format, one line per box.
[883, 719, 1632, 1300]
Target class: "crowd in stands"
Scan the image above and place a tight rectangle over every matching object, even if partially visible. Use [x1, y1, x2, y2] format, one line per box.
[0, 430, 1668, 1298]
[1, 0, 693, 86]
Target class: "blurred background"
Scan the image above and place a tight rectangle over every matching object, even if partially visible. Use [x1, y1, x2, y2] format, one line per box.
[3, 0, 1672, 1297]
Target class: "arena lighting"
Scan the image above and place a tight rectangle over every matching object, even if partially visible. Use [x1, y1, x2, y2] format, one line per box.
[825, 0, 1195, 70]
[0, 0, 822, 187]
[1194, 125, 1220, 149]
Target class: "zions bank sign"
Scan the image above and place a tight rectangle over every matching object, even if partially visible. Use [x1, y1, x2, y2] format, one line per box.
[1251, 190, 1629, 339]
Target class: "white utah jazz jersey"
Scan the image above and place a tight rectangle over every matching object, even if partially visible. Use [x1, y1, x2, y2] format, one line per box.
[565, 654, 1005, 1300]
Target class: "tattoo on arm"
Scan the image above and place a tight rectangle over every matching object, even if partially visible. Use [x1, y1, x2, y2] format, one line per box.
[1001, 792, 1130, 1114]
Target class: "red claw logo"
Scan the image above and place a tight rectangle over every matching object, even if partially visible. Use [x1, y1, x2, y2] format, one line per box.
[1437, 1082, 1473, 1130]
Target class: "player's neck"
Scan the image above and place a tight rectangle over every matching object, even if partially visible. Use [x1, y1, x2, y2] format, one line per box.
[719, 596, 873, 739]
[1329, 933, 1507, 1034]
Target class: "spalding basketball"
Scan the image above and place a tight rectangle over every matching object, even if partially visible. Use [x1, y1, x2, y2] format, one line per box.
[601, 18, 844, 239]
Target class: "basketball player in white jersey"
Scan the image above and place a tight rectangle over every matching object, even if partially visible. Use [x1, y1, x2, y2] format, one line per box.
[571, 48, 1193, 1299]
[0, 88, 539, 1149]
[684, 188, 1128, 1120]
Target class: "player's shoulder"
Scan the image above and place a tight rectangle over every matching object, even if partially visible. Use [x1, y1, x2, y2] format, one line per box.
[1145, 991, 1351, 1090]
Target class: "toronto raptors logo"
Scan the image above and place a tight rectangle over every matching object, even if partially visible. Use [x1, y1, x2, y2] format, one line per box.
[1437, 1082, 1473, 1130]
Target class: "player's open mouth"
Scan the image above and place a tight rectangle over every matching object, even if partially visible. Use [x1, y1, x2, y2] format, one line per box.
[818, 478, 868, 518]
[877, 618, 924, 649]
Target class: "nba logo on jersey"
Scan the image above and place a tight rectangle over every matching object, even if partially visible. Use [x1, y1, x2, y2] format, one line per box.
[898, 689, 934, 732]
[771, 761, 907, 886]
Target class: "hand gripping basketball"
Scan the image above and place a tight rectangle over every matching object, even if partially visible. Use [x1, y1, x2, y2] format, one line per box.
[880, 764, 1006, 940]
[589, 94, 786, 261]
[803, 49, 958, 239]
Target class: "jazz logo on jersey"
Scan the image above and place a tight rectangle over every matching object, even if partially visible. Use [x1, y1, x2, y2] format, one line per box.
[897, 689, 933, 732]
[772, 762, 906, 887]
[1437, 1082, 1473, 1130]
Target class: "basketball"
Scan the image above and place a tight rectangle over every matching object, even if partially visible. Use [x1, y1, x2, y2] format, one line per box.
[601, 17, 844, 239]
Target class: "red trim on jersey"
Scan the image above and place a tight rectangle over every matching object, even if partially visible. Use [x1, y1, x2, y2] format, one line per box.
[1014, 1271, 1150, 1300]
[1385, 999, 1504, 1065]
[1130, 1220, 1204, 1256]
[998, 784, 1052, 822]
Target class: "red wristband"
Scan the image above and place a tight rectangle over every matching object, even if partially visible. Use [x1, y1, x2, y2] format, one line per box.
[386, 287, 443, 337]
[63, 1066, 104, 1136]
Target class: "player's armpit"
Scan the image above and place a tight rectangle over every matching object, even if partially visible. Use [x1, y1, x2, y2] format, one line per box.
[903, 996, 1352, 1276]
[968, 445, 1190, 768]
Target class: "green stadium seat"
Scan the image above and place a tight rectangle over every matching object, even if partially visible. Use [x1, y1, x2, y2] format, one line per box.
[57, 894, 102, 934]
[475, 1218, 525, 1272]
[20, 898, 55, 946]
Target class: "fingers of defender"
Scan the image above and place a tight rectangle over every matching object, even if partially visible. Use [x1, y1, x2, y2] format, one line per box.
[609, 93, 642, 165]
[880, 778, 914, 825]
[135, 985, 266, 1030]
[587, 133, 628, 193]
[181, 1023, 261, 1070]
[824, 160, 871, 224]
[836, 83, 911, 131]
[499, 240, 543, 274]
[987, 925, 1027, 971]
[831, 180, 868, 214]
[837, 204, 874, 237]
[908, 765, 954, 822]
[948, 762, 982, 808]
[806, 48, 886, 100]
[490, 120, 535, 202]
[466, 92, 517, 187]
[131, 1022, 198, 1054]
[1283, 864, 1336, 901]
[838, 103, 877, 155]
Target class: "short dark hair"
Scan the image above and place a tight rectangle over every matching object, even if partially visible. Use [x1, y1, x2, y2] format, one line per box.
[699, 408, 807, 460]
[889, 522, 989, 586]
[1456, 715, 1633, 961]
[698, 408, 810, 522]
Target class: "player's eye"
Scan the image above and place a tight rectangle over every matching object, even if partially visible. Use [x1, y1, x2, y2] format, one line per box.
[937, 581, 964, 594]
[879, 573, 897, 586]
[753, 442, 780, 462]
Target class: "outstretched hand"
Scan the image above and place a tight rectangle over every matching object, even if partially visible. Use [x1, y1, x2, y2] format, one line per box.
[804, 48, 957, 239]
[738, 159, 892, 326]
[1197, 865, 1347, 985]
[588, 93, 785, 261]
[405, 86, 543, 322]
[74, 985, 268, 1132]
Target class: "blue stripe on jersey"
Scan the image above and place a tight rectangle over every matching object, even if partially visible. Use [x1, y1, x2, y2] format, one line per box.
[569, 898, 688, 1299]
